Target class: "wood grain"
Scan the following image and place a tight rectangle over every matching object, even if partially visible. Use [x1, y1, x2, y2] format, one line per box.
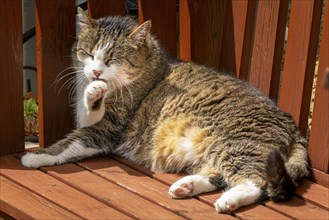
[248, 0, 288, 100]
[88, 0, 126, 18]
[0, 175, 80, 219]
[42, 163, 183, 219]
[79, 157, 237, 219]
[139, 0, 177, 57]
[265, 197, 329, 219]
[35, 0, 76, 148]
[0, 0, 24, 156]
[218, 0, 256, 80]
[179, 0, 226, 69]
[308, 2, 329, 174]
[0, 156, 130, 219]
[278, 0, 323, 136]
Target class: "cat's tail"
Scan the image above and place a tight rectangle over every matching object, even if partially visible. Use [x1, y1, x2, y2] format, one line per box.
[265, 149, 296, 202]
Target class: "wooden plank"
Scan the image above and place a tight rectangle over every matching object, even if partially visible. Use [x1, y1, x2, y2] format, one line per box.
[179, 0, 191, 61]
[310, 169, 329, 188]
[218, 0, 256, 80]
[79, 157, 237, 219]
[139, 0, 177, 57]
[179, 0, 226, 69]
[114, 157, 292, 219]
[308, 2, 329, 174]
[0, 156, 130, 219]
[249, 0, 288, 100]
[0, 175, 80, 219]
[42, 163, 184, 219]
[87, 0, 126, 18]
[295, 180, 329, 210]
[278, 0, 323, 136]
[35, 0, 75, 148]
[265, 197, 329, 219]
[0, 0, 24, 156]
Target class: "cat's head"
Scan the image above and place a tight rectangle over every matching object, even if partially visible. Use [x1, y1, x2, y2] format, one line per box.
[75, 8, 152, 88]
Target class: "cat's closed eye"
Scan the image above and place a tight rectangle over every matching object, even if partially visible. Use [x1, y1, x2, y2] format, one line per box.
[77, 48, 94, 60]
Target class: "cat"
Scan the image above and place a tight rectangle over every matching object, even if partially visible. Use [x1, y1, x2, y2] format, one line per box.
[21, 8, 310, 213]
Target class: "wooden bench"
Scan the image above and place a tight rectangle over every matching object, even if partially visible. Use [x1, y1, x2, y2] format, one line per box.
[0, 0, 328, 219]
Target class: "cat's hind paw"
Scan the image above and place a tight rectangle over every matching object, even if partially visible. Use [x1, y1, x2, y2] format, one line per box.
[214, 197, 238, 213]
[169, 182, 194, 198]
[21, 153, 56, 168]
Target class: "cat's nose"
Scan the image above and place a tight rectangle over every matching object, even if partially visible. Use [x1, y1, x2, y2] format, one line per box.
[93, 70, 103, 77]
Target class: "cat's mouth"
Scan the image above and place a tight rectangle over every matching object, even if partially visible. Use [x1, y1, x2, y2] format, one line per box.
[93, 78, 107, 84]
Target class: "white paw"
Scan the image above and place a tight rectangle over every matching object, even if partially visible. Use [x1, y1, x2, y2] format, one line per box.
[84, 81, 108, 106]
[169, 182, 194, 198]
[214, 196, 239, 213]
[21, 153, 56, 168]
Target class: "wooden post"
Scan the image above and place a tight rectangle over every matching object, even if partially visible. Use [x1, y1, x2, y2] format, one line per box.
[35, 0, 76, 147]
[248, 0, 289, 100]
[0, 0, 24, 156]
[218, 0, 256, 80]
[179, 0, 226, 68]
[88, 0, 126, 18]
[139, 0, 177, 57]
[278, 0, 323, 136]
[308, 2, 329, 175]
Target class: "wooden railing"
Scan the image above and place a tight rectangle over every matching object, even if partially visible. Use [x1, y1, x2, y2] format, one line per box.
[0, 0, 328, 186]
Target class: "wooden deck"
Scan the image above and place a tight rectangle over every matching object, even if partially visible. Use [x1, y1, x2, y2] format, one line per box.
[1, 154, 328, 220]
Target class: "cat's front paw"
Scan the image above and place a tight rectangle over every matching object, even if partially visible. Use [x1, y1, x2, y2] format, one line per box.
[84, 80, 108, 108]
[21, 152, 56, 168]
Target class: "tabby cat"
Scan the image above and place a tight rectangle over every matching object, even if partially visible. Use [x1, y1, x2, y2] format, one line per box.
[22, 8, 310, 213]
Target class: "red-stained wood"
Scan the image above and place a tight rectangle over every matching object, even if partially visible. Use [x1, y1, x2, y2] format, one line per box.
[138, 0, 177, 57]
[114, 157, 292, 220]
[35, 0, 76, 148]
[265, 197, 329, 219]
[278, 0, 323, 136]
[248, 0, 288, 100]
[308, 2, 329, 174]
[179, 0, 226, 68]
[0, 0, 24, 156]
[0, 175, 80, 219]
[295, 180, 329, 210]
[310, 169, 329, 188]
[87, 0, 126, 18]
[219, 0, 256, 80]
[0, 156, 130, 219]
[79, 157, 237, 219]
[179, 0, 191, 61]
[42, 163, 183, 219]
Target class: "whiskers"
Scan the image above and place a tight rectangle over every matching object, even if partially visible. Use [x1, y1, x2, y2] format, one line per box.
[52, 66, 87, 102]
[111, 74, 134, 107]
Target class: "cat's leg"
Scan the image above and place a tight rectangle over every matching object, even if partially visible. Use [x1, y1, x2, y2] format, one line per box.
[214, 180, 262, 213]
[168, 175, 217, 198]
[21, 127, 109, 168]
[77, 80, 108, 128]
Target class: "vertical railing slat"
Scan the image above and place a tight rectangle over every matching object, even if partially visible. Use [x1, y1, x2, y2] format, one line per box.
[88, 0, 126, 18]
[35, 0, 76, 148]
[278, 0, 323, 136]
[138, 0, 177, 57]
[179, 0, 226, 68]
[218, 0, 256, 80]
[248, 0, 288, 100]
[0, 0, 24, 155]
[308, 2, 329, 174]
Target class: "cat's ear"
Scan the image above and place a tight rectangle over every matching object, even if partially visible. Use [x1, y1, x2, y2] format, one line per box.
[77, 7, 95, 28]
[129, 20, 152, 46]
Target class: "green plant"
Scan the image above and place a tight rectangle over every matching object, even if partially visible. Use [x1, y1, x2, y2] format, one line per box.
[24, 98, 38, 118]
[24, 98, 38, 135]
